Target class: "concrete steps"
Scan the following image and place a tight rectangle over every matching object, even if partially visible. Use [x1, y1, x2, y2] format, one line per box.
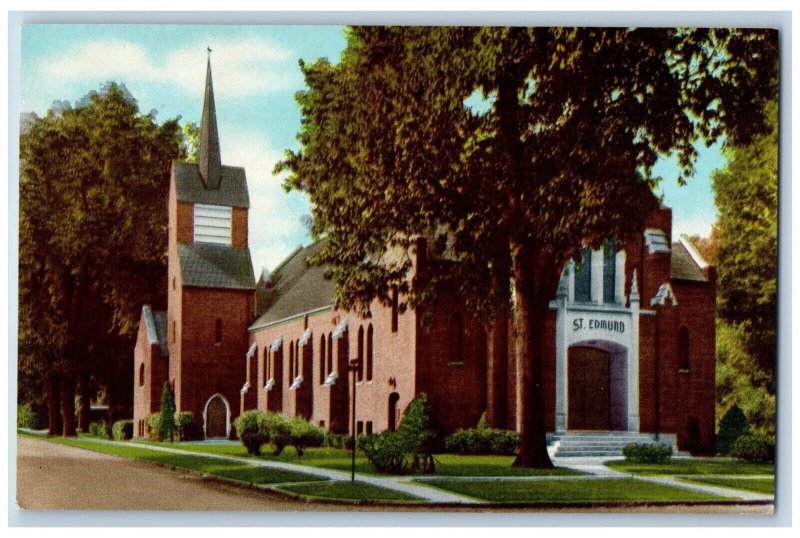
[550, 432, 676, 458]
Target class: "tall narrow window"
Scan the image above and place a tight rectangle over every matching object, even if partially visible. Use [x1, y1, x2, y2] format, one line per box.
[214, 319, 222, 344]
[574, 249, 592, 302]
[678, 326, 690, 372]
[289, 343, 295, 385]
[603, 240, 617, 304]
[451, 313, 464, 364]
[319, 335, 326, 385]
[262, 348, 269, 385]
[327, 333, 333, 375]
[171, 320, 176, 343]
[391, 285, 399, 333]
[295, 340, 300, 378]
[139, 363, 145, 386]
[357, 326, 364, 382]
[366, 324, 374, 381]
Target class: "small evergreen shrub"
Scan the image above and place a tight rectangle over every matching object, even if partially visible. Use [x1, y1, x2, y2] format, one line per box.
[489, 429, 520, 455]
[359, 432, 412, 474]
[443, 413, 519, 455]
[158, 382, 177, 442]
[622, 443, 672, 463]
[235, 410, 268, 455]
[146, 413, 162, 441]
[716, 404, 750, 455]
[731, 433, 775, 462]
[112, 419, 133, 441]
[88, 421, 110, 439]
[176, 412, 200, 441]
[323, 432, 348, 449]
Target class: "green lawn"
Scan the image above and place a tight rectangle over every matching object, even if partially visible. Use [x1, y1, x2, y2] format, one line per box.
[276, 481, 423, 502]
[30, 434, 325, 486]
[677, 477, 775, 495]
[131, 439, 580, 477]
[416, 478, 731, 503]
[606, 459, 774, 476]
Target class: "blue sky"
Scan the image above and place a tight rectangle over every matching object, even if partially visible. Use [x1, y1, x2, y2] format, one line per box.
[20, 24, 722, 274]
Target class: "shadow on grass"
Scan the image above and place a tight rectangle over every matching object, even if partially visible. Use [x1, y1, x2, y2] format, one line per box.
[276, 481, 423, 502]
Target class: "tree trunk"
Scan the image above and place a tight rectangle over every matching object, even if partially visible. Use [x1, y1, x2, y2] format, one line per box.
[60, 375, 77, 437]
[510, 239, 554, 468]
[47, 374, 62, 436]
[77, 371, 91, 432]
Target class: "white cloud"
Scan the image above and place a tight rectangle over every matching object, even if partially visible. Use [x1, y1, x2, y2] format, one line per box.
[38, 37, 297, 98]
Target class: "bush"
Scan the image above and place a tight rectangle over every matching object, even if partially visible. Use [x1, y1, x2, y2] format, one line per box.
[288, 416, 324, 456]
[17, 402, 47, 430]
[622, 443, 672, 463]
[88, 421, 110, 439]
[359, 432, 412, 474]
[731, 433, 775, 462]
[158, 382, 177, 442]
[260, 411, 291, 455]
[112, 419, 133, 441]
[176, 412, 201, 441]
[443, 413, 519, 455]
[324, 432, 348, 449]
[235, 410, 268, 455]
[716, 405, 751, 455]
[146, 413, 162, 441]
[489, 429, 520, 455]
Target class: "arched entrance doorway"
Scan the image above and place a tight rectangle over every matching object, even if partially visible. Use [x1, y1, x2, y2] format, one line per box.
[568, 342, 628, 431]
[204, 394, 229, 438]
[388, 392, 400, 431]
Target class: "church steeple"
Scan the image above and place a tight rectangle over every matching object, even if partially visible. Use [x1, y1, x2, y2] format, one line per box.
[199, 50, 222, 189]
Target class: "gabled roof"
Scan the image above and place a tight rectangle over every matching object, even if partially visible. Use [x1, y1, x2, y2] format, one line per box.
[142, 305, 168, 357]
[670, 240, 709, 282]
[250, 240, 335, 330]
[173, 161, 249, 208]
[178, 242, 255, 290]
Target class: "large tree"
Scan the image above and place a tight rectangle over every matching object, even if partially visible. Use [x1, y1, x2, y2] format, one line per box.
[279, 27, 777, 467]
[712, 99, 778, 389]
[19, 83, 185, 434]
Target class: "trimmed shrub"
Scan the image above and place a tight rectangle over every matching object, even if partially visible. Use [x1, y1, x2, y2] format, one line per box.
[731, 433, 775, 462]
[112, 419, 133, 441]
[323, 432, 348, 449]
[443, 413, 519, 455]
[622, 443, 672, 463]
[235, 410, 268, 455]
[489, 429, 520, 455]
[146, 413, 162, 441]
[17, 402, 47, 430]
[88, 421, 110, 439]
[716, 405, 751, 455]
[288, 416, 324, 456]
[359, 432, 412, 474]
[260, 411, 292, 455]
[176, 412, 201, 441]
[158, 382, 177, 442]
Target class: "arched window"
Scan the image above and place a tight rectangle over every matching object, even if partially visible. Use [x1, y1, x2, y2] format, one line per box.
[139, 363, 145, 386]
[366, 324, 374, 381]
[319, 334, 326, 385]
[678, 326, 690, 372]
[357, 325, 364, 382]
[451, 313, 464, 364]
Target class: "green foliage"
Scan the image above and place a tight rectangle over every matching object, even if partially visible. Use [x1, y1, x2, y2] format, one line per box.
[731, 433, 775, 463]
[323, 432, 348, 449]
[716, 321, 775, 441]
[279, 26, 777, 468]
[158, 382, 177, 442]
[18, 82, 187, 432]
[176, 412, 200, 441]
[713, 100, 778, 386]
[234, 410, 268, 455]
[88, 421, 110, 439]
[17, 402, 47, 429]
[288, 416, 325, 456]
[146, 413, 161, 441]
[622, 443, 672, 464]
[716, 405, 751, 455]
[112, 419, 133, 441]
[443, 413, 519, 455]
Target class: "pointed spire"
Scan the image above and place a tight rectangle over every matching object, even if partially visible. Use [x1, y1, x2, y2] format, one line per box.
[199, 50, 222, 189]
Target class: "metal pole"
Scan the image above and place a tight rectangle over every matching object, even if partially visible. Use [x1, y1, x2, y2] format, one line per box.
[351, 367, 357, 482]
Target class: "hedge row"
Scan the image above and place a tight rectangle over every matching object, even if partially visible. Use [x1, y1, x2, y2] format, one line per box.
[443, 414, 519, 455]
[234, 411, 324, 456]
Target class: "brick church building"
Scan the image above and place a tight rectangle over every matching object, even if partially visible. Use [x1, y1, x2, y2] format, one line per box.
[134, 61, 717, 455]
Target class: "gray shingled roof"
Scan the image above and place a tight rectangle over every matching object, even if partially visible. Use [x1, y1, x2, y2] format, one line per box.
[250, 240, 335, 330]
[173, 161, 250, 208]
[142, 305, 169, 357]
[178, 242, 255, 290]
[671, 241, 708, 282]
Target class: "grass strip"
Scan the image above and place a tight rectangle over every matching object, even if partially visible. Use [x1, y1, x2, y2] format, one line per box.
[276, 481, 423, 502]
[30, 434, 325, 486]
[415, 477, 731, 503]
[605, 459, 774, 476]
[677, 476, 775, 495]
